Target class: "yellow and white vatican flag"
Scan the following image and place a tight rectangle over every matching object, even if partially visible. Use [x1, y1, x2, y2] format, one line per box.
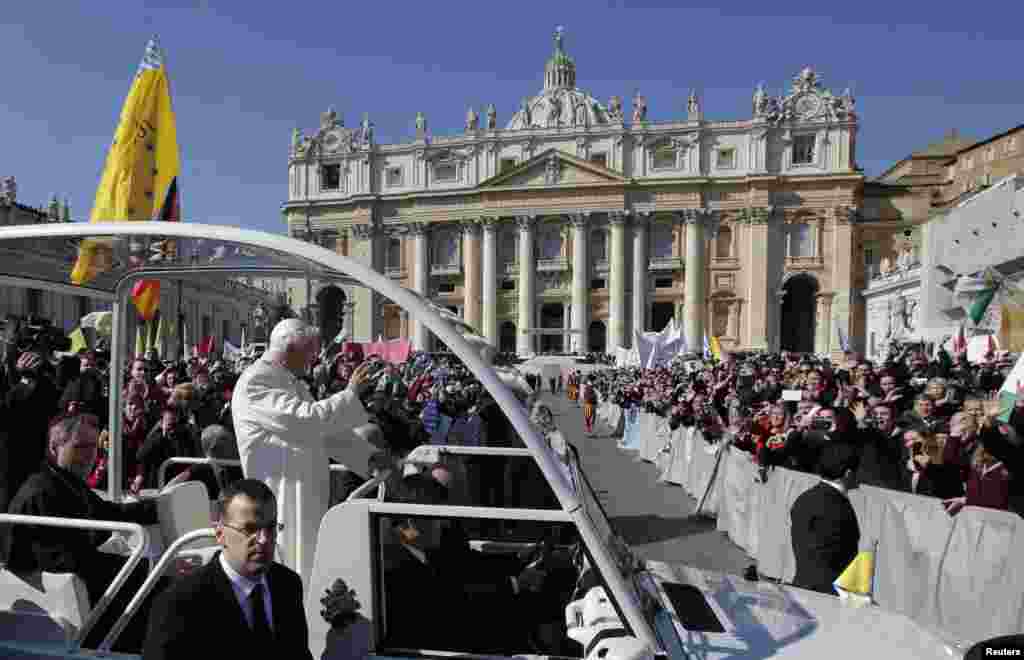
[71, 37, 182, 323]
[833, 541, 877, 606]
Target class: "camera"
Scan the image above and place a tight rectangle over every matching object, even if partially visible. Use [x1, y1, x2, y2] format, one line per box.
[5, 315, 71, 354]
[810, 417, 833, 431]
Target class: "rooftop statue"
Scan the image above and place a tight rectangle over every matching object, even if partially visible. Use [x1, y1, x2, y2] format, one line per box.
[607, 95, 623, 121]
[466, 106, 479, 132]
[485, 103, 496, 130]
[415, 111, 427, 137]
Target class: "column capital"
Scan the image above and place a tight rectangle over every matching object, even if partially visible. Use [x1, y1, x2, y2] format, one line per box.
[350, 223, 378, 240]
[676, 208, 714, 225]
[480, 216, 501, 231]
[516, 215, 537, 230]
[460, 218, 482, 236]
[830, 205, 860, 225]
[406, 222, 430, 237]
[608, 211, 629, 226]
[569, 212, 591, 228]
[632, 211, 653, 226]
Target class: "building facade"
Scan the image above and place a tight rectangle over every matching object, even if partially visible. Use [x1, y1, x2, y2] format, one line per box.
[863, 122, 1024, 357]
[283, 30, 892, 356]
[0, 177, 281, 358]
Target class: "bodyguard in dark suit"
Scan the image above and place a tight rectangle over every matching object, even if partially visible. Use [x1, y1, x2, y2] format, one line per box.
[143, 479, 312, 660]
[790, 442, 862, 596]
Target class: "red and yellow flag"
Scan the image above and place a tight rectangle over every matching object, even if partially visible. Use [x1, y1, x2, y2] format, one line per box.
[71, 37, 181, 321]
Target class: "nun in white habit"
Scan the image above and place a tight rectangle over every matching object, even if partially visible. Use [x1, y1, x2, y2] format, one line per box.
[231, 319, 373, 588]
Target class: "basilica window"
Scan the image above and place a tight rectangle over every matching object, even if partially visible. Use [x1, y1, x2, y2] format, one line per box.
[386, 167, 403, 187]
[787, 222, 814, 258]
[792, 135, 815, 165]
[715, 226, 733, 259]
[655, 278, 673, 289]
[717, 148, 736, 170]
[433, 161, 458, 183]
[536, 225, 563, 260]
[590, 153, 607, 168]
[591, 230, 607, 262]
[386, 238, 402, 272]
[500, 228, 518, 264]
[712, 301, 730, 337]
[652, 144, 676, 170]
[432, 227, 460, 267]
[650, 223, 673, 260]
[320, 163, 341, 190]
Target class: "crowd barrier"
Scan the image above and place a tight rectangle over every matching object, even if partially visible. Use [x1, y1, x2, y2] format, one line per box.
[604, 403, 1024, 649]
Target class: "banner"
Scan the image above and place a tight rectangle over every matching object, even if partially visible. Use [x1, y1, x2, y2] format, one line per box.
[70, 37, 181, 322]
[361, 338, 411, 364]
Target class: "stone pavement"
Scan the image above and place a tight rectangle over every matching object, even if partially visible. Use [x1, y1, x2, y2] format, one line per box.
[541, 390, 753, 575]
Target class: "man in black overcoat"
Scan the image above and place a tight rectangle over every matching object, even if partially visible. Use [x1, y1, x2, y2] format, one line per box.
[790, 441, 862, 595]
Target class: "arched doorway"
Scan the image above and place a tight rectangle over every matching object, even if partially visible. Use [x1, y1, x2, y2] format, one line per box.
[540, 303, 565, 354]
[651, 302, 674, 334]
[780, 274, 818, 354]
[316, 286, 346, 343]
[499, 321, 516, 354]
[588, 320, 606, 354]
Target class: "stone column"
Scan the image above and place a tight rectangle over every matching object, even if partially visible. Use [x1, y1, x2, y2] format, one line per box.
[481, 217, 499, 346]
[410, 223, 430, 351]
[516, 215, 536, 356]
[632, 212, 650, 334]
[743, 206, 781, 351]
[830, 206, 857, 356]
[350, 223, 383, 342]
[608, 212, 628, 351]
[683, 209, 707, 350]
[570, 213, 590, 354]
[461, 219, 482, 333]
[815, 293, 834, 354]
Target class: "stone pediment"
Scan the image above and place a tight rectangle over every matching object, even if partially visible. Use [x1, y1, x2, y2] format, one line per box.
[479, 149, 626, 189]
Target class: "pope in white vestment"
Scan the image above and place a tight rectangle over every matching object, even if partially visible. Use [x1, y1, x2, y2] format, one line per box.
[232, 319, 373, 588]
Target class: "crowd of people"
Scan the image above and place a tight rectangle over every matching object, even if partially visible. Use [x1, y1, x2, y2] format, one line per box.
[579, 342, 1023, 518]
[4, 306, 1024, 649]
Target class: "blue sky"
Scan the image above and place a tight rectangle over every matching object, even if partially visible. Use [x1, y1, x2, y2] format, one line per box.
[2, 1, 1022, 235]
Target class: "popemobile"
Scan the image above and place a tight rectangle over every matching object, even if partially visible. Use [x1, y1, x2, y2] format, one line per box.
[0, 222, 966, 659]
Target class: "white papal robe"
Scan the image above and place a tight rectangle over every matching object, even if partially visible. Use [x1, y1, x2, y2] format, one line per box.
[231, 358, 370, 588]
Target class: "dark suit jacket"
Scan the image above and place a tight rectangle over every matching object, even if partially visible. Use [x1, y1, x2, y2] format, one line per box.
[3, 461, 157, 580]
[381, 532, 525, 655]
[143, 553, 312, 660]
[790, 481, 860, 595]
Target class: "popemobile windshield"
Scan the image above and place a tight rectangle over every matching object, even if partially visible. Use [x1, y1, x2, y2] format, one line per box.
[0, 222, 965, 660]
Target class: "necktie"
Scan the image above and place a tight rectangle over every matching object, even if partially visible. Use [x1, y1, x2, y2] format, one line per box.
[249, 583, 274, 643]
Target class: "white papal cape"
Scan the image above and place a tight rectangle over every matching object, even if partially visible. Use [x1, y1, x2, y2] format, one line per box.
[232, 358, 369, 587]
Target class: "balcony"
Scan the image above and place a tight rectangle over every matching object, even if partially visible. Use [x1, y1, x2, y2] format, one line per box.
[537, 257, 569, 273]
[649, 256, 683, 271]
[430, 263, 461, 276]
[593, 258, 609, 274]
[503, 262, 519, 276]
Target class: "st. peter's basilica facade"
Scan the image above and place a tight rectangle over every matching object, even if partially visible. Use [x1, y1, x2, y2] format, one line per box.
[283, 29, 916, 356]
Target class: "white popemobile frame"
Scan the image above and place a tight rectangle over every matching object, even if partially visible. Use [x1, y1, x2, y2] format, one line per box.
[0, 222, 968, 660]
[0, 222, 658, 654]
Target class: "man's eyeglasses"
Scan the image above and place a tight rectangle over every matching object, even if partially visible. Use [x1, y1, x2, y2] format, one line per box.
[222, 521, 284, 540]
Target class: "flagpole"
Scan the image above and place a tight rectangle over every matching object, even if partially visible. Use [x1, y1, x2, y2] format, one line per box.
[177, 279, 184, 362]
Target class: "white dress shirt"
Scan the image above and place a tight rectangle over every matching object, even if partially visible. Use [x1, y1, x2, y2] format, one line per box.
[219, 553, 275, 633]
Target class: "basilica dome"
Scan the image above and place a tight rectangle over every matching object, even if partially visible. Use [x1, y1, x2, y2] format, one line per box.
[505, 28, 617, 131]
